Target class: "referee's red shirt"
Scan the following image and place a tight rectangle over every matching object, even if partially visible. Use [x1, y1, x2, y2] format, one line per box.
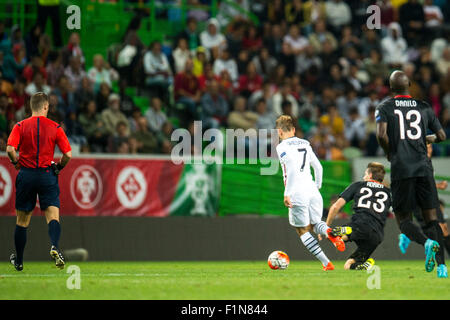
[7, 116, 71, 169]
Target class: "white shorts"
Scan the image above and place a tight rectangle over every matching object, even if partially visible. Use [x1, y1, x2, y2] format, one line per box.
[288, 191, 323, 227]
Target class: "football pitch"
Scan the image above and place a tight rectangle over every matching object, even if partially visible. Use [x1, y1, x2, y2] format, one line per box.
[0, 260, 448, 300]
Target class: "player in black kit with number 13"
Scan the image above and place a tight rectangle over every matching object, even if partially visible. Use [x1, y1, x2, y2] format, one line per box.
[375, 70, 447, 278]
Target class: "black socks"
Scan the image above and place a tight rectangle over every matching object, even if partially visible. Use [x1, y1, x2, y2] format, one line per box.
[48, 220, 61, 249]
[14, 225, 27, 265]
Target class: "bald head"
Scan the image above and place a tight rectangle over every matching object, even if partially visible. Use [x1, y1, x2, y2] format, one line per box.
[389, 70, 410, 95]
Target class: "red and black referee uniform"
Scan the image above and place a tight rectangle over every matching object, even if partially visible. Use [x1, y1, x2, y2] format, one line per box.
[7, 116, 71, 212]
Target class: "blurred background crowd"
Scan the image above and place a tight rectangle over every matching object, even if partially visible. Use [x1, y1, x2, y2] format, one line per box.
[1, 0, 450, 159]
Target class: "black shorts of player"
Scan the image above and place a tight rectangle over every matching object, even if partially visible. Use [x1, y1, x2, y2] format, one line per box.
[413, 205, 446, 227]
[15, 167, 60, 212]
[391, 175, 439, 214]
[346, 220, 383, 263]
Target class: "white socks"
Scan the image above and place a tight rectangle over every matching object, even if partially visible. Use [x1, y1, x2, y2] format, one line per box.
[313, 221, 329, 237]
[300, 232, 330, 266]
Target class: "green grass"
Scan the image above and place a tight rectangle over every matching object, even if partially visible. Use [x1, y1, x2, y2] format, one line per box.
[0, 261, 448, 300]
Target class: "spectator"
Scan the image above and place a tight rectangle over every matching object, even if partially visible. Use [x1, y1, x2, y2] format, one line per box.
[144, 96, 168, 132]
[74, 76, 94, 112]
[101, 93, 130, 136]
[283, 24, 309, 57]
[25, 71, 50, 96]
[296, 44, 322, 75]
[201, 79, 229, 129]
[228, 96, 258, 130]
[157, 120, 176, 154]
[61, 32, 85, 67]
[362, 105, 378, 156]
[143, 41, 172, 100]
[381, 22, 408, 67]
[130, 116, 158, 154]
[251, 47, 277, 79]
[200, 18, 226, 57]
[198, 63, 220, 93]
[192, 46, 207, 77]
[213, 48, 239, 83]
[22, 55, 46, 83]
[360, 28, 381, 58]
[173, 38, 192, 74]
[319, 104, 344, 137]
[399, 0, 425, 45]
[242, 24, 263, 54]
[285, 0, 305, 26]
[52, 74, 76, 118]
[237, 62, 263, 98]
[24, 24, 41, 62]
[95, 82, 111, 113]
[435, 47, 450, 76]
[65, 111, 87, 149]
[423, 0, 444, 35]
[108, 120, 130, 153]
[174, 58, 201, 119]
[176, 17, 200, 52]
[7, 77, 28, 121]
[64, 55, 86, 91]
[271, 80, 299, 117]
[325, 0, 352, 35]
[264, 24, 284, 60]
[255, 98, 275, 131]
[79, 100, 108, 152]
[345, 107, 366, 149]
[308, 19, 338, 54]
[87, 54, 119, 94]
[363, 48, 390, 79]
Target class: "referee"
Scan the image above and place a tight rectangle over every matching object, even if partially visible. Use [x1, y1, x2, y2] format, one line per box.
[6, 92, 72, 271]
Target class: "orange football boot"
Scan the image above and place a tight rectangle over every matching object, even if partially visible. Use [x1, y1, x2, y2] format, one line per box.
[327, 228, 346, 252]
[323, 262, 335, 271]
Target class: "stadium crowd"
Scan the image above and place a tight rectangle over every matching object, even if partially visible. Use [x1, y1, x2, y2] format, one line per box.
[1, 0, 450, 158]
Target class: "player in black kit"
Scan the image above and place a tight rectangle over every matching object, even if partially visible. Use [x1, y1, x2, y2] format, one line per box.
[375, 70, 447, 278]
[326, 162, 391, 270]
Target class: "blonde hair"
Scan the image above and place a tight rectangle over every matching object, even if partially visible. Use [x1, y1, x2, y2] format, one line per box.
[275, 115, 295, 132]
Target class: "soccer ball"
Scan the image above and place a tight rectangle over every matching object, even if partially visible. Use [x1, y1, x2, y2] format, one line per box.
[268, 251, 290, 270]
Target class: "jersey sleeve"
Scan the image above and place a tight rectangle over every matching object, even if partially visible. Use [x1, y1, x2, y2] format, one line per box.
[7, 123, 21, 149]
[339, 182, 360, 203]
[375, 103, 387, 123]
[308, 145, 323, 189]
[56, 126, 72, 154]
[276, 144, 288, 190]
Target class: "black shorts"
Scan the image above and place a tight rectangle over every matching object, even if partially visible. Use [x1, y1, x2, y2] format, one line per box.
[391, 175, 439, 214]
[15, 167, 60, 212]
[346, 220, 382, 263]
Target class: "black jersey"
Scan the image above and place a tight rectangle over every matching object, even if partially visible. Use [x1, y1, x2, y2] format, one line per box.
[375, 96, 443, 180]
[340, 180, 392, 233]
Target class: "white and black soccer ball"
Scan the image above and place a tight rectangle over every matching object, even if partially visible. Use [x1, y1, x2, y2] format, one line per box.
[268, 250, 290, 270]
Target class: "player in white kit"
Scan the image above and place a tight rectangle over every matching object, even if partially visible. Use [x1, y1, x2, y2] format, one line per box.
[275, 115, 345, 271]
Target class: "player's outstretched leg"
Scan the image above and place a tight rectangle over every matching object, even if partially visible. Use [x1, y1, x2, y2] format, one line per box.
[398, 233, 411, 254]
[299, 230, 334, 271]
[313, 221, 346, 252]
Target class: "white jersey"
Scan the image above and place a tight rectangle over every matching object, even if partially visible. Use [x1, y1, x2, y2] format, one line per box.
[276, 137, 323, 205]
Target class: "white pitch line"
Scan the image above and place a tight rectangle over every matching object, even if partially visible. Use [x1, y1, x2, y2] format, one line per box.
[0, 273, 167, 278]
